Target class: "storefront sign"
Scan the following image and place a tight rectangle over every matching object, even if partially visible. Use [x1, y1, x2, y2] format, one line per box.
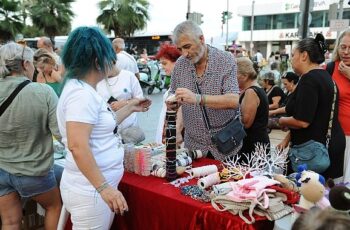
[330, 19, 350, 32]
[285, 0, 327, 12]
[279, 30, 333, 39]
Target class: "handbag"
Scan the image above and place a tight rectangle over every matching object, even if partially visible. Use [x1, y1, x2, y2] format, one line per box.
[193, 76, 246, 155]
[210, 116, 246, 155]
[119, 126, 145, 144]
[289, 81, 337, 173]
[289, 140, 330, 173]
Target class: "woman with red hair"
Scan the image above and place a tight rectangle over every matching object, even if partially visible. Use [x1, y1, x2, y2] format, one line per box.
[155, 43, 183, 146]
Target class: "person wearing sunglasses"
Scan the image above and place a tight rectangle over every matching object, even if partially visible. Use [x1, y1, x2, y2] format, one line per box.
[0, 42, 62, 229]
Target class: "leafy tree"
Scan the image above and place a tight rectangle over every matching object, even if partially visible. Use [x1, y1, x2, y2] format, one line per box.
[97, 0, 150, 37]
[29, 0, 75, 41]
[22, 24, 44, 38]
[0, 0, 24, 42]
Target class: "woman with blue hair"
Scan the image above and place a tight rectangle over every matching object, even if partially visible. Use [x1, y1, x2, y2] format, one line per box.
[56, 27, 151, 228]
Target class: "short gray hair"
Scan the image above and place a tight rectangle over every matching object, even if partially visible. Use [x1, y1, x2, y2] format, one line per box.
[39, 37, 53, 48]
[332, 28, 350, 62]
[0, 42, 34, 78]
[112, 38, 125, 50]
[172, 20, 203, 45]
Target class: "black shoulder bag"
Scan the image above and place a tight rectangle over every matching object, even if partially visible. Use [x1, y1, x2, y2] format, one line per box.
[0, 80, 31, 117]
[193, 75, 246, 155]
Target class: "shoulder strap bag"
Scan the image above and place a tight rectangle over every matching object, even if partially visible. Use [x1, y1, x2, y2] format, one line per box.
[192, 72, 246, 155]
[326, 80, 337, 148]
[0, 80, 31, 117]
[289, 81, 337, 173]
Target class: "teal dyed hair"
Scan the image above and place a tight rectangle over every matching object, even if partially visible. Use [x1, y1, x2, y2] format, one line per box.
[61, 26, 116, 82]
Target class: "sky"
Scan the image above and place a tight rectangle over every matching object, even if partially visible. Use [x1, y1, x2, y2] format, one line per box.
[71, 0, 268, 38]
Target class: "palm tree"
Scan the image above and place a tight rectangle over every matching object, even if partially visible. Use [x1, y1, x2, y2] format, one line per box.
[29, 0, 75, 42]
[97, 0, 150, 37]
[0, 0, 24, 42]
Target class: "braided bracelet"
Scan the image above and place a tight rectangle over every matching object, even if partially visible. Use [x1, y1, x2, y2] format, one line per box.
[96, 181, 110, 193]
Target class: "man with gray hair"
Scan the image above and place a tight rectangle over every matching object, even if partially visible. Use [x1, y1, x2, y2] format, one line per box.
[112, 38, 140, 80]
[168, 20, 241, 161]
[37, 37, 61, 64]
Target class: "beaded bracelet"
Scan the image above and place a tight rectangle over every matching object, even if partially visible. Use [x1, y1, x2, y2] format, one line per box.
[96, 181, 110, 193]
[195, 94, 201, 105]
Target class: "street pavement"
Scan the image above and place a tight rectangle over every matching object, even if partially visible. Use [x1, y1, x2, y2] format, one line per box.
[137, 88, 165, 144]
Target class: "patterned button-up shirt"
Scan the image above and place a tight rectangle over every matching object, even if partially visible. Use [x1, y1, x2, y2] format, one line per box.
[170, 45, 240, 160]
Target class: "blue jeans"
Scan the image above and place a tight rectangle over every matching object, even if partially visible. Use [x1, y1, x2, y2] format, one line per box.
[0, 168, 57, 198]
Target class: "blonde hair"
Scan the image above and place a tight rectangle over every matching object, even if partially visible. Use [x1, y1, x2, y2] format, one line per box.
[34, 48, 56, 67]
[236, 57, 257, 80]
[332, 28, 350, 62]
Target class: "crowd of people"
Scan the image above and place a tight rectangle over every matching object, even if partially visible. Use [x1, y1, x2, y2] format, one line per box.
[0, 21, 350, 229]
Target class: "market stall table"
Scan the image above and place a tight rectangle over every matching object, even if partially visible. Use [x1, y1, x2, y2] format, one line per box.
[111, 158, 274, 230]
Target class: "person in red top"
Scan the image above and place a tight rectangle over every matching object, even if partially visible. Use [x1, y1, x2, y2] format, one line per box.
[327, 29, 350, 183]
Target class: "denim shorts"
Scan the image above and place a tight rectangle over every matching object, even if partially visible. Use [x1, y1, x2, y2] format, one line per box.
[0, 168, 57, 198]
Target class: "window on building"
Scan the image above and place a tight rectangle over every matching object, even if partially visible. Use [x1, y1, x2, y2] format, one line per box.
[272, 13, 296, 29]
[242, 15, 272, 30]
[243, 17, 251, 31]
[343, 9, 350, 21]
[254, 15, 272, 30]
[324, 12, 330, 27]
[310, 11, 324, 27]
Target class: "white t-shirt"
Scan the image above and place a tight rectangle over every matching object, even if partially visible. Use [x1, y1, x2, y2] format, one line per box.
[155, 90, 169, 144]
[116, 51, 139, 75]
[96, 70, 143, 131]
[255, 52, 263, 64]
[57, 79, 124, 195]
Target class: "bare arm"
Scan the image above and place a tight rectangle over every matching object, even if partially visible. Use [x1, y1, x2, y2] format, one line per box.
[279, 116, 310, 129]
[269, 96, 281, 110]
[277, 131, 291, 149]
[269, 106, 286, 117]
[67, 121, 128, 214]
[241, 88, 259, 129]
[114, 98, 151, 125]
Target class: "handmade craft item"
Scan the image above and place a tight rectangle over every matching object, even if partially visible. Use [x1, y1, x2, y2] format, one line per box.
[165, 110, 177, 181]
[190, 165, 218, 178]
[124, 143, 135, 172]
[133, 147, 152, 176]
[197, 172, 221, 189]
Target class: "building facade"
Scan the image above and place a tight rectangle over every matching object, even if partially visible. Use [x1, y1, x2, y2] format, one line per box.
[237, 0, 350, 59]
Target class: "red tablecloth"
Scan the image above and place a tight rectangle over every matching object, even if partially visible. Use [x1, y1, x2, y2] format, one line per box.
[111, 158, 274, 230]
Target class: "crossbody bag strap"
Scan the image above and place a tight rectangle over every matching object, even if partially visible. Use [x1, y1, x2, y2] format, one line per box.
[0, 80, 31, 117]
[326, 81, 337, 148]
[266, 85, 277, 97]
[194, 79, 212, 135]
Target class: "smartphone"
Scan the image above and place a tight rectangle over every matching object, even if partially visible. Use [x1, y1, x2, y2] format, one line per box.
[107, 96, 118, 104]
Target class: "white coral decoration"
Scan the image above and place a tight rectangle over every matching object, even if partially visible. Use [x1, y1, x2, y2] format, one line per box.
[223, 143, 288, 178]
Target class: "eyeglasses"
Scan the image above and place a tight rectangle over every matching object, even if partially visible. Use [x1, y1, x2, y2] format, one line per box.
[21, 45, 26, 60]
[339, 45, 350, 52]
[21, 45, 26, 68]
